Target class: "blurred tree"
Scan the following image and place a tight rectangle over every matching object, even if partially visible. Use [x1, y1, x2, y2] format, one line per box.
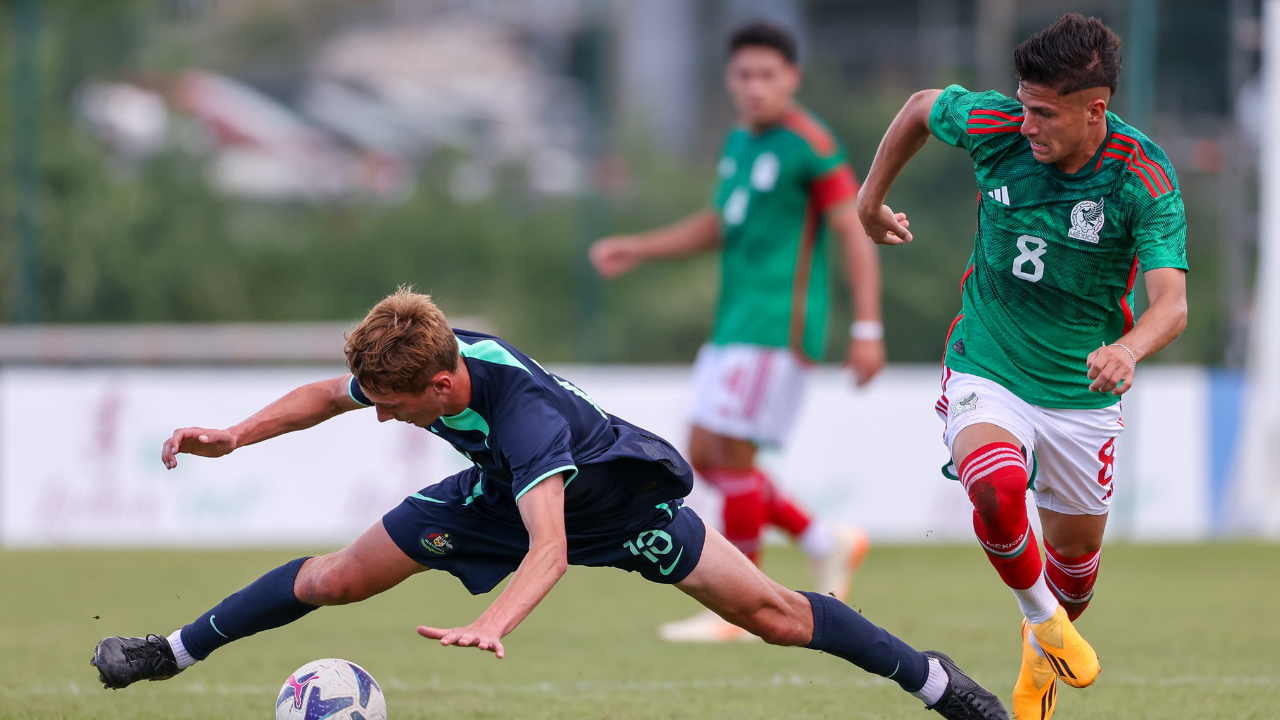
[0, 0, 1242, 367]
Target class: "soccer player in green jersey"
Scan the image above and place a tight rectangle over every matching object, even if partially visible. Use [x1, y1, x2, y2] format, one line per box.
[857, 15, 1189, 719]
[590, 21, 884, 642]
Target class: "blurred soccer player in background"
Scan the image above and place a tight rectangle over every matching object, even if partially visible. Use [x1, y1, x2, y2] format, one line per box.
[591, 21, 884, 643]
[858, 14, 1188, 719]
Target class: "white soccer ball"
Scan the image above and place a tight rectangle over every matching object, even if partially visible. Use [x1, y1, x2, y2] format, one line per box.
[275, 658, 387, 720]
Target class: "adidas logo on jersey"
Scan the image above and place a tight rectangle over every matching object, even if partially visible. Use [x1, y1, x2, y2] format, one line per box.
[987, 186, 1010, 205]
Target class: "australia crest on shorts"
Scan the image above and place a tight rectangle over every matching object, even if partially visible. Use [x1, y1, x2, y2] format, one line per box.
[420, 531, 455, 556]
[1068, 198, 1105, 243]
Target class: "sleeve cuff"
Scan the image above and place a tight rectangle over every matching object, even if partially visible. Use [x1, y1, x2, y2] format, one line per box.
[1136, 260, 1189, 272]
[812, 165, 859, 214]
[928, 85, 964, 145]
[347, 375, 373, 407]
[514, 464, 579, 503]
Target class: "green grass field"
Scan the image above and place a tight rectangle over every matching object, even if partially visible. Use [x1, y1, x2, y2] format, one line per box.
[2, 543, 1277, 719]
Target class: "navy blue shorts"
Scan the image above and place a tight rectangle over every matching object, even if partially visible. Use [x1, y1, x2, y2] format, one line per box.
[382, 461, 706, 595]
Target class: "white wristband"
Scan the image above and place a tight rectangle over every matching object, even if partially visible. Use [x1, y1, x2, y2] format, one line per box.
[851, 321, 884, 341]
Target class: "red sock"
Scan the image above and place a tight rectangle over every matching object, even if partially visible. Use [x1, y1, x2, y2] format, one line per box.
[762, 475, 812, 537]
[700, 468, 766, 564]
[1044, 543, 1101, 621]
[961, 442, 1043, 590]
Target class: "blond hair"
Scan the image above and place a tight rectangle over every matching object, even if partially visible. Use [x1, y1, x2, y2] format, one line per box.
[345, 287, 458, 396]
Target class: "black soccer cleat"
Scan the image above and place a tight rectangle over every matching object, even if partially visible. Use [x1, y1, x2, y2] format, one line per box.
[91, 635, 184, 689]
[922, 650, 1010, 720]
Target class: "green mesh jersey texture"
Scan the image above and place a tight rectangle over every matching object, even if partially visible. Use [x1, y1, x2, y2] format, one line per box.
[710, 106, 856, 361]
[929, 85, 1188, 408]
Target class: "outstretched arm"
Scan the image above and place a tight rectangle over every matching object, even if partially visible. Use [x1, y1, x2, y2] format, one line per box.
[828, 203, 886, 385]
[418, 475, 569, 658]
[160, 375, 364, 469]
[856, 89, 942, 245]
[1087, 267, 1188, 394]
[589, 209, 721, 279]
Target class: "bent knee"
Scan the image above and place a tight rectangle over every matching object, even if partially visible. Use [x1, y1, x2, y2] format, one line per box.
[731, 602, 811, 646]
[753, 617, 808, 646]
[968, 475, 1027, 522]
[747, 612, 809, 646]
[295, 556, 369, 606]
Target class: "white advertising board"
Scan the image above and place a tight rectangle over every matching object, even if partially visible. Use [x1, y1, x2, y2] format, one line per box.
[0, 364, 1211, 547]
[0, 367, 469, 548]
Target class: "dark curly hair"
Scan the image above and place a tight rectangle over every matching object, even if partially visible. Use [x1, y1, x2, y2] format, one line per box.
[1014, 14, 1122, 95]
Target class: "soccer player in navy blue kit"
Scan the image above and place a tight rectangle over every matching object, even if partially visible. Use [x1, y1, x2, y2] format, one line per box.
[92, 289, 1007, 719]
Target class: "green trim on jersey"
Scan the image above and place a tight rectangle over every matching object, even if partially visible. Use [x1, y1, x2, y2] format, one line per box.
[457, 336, 532, 374]
[930, 85, 1188, 409]
[710, 106, 854, 360]
[440, 407, 490, 437]
[513, 464, 580, 503]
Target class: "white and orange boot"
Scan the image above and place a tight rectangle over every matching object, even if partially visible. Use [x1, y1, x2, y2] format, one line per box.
[813, 527, 871, 602]
[657, 609, 758, 643]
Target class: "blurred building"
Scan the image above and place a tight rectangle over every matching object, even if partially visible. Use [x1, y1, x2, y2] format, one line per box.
[10, 0, 1264, 370]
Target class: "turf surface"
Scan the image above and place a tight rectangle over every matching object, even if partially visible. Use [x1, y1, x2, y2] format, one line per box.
[1, 543, 1276, 719]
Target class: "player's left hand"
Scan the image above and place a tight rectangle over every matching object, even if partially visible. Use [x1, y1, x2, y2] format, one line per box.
[417, 623, 507, 659]
[846, 338, 885, 387]
[857, 202, 912, 245]
[1086, 344, 1136, 395]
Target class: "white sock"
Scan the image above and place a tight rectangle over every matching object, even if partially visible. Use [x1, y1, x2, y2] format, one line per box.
[1012, 575, 1058, 625]
[1027, 628, 1047, 658]
[798, 520, 836, 558]
[167, 629, 196, 669]
[910, 657, 948, 706]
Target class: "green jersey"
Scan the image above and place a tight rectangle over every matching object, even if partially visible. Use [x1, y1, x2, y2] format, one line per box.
[929, 85, 1188, 409]
[710, 106, 858, 361]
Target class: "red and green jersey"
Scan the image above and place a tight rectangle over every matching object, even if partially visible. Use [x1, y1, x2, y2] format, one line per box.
[710, 106, 859, 361]
[930, 85, 1188, 408]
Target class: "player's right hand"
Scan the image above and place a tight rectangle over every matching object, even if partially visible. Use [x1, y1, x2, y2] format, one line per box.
[418, 622, 507, 659]
[589, 235, 644, 278]
[858, 204, 912, 245]
[161, 427, 237, 469]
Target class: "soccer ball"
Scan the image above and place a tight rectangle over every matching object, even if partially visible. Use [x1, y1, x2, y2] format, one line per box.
[275, 658, 387, 720]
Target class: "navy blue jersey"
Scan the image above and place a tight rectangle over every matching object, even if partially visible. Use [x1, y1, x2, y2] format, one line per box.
[349, 330, 693, 508]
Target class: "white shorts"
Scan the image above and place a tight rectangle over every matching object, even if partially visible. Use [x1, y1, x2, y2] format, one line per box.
[936, 368, 1123, 515]
[689, 343, 810, 447]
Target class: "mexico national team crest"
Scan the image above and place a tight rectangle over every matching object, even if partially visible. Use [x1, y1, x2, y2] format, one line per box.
[951, 392, 979, 417]
[1068, 199, 1105, 243]
[420, 531, 455, 556]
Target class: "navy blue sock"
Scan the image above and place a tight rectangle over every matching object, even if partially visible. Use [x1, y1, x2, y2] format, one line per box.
[801, 591, 929, 693]
[180, 557, 318, 661]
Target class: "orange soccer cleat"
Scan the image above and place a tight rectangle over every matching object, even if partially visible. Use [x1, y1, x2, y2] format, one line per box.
[1013, 619, 1058, 719]
[1028, 606, 1100, 689]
